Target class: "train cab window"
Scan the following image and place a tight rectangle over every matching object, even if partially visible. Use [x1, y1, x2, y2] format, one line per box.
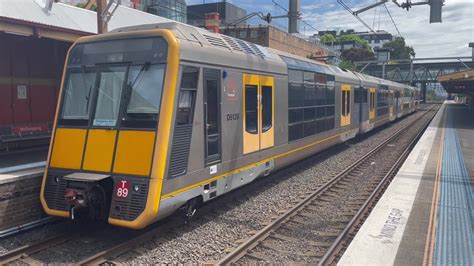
[61, 69, 96, 124]
[176, 66, 198, 125]
[122, 64, 166, 127]
[262, 86, 273, 132]
[245, 85, 258, 134]
[204, 68, 221, 164]
[93, 66, 126, 127]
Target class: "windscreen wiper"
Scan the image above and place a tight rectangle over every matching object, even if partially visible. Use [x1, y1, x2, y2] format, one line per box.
[128, 62, 150, 89]
[80, 65, 93, 113]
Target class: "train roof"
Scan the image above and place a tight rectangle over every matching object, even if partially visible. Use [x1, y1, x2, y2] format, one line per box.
[113, 22, 415, 91]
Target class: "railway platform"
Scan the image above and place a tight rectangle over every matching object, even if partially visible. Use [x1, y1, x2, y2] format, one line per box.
[339, 101, 473, 265]
[0, 165, 46, 235]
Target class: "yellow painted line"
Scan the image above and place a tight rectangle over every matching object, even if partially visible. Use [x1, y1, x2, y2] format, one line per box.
[422, 106, 446, 266]
[161, 128, 356, 199]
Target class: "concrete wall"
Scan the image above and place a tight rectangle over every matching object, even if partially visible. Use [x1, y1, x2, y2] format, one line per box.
[0, 173, 45, 231]
[223, 26, 330, 60]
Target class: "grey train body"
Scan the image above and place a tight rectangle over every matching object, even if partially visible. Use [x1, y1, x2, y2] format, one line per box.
[114, 22, 419, 223]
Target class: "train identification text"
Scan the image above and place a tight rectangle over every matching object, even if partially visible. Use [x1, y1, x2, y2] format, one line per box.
[117, 180, 129, 198]
[226, 113, 239, 121]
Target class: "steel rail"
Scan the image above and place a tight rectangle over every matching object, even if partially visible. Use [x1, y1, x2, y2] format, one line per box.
[0, 233, 72, 264]
[318, 105, 437, 265]
[217, 105, 439, 265]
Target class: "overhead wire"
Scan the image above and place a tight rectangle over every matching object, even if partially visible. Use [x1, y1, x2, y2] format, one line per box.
[383, 3, 403, 37]
[271, 0, 319, 32]
[337, 0, 381, 40]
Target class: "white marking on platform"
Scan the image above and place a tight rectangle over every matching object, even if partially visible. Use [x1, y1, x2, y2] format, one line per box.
[338, 104, 445, 265]
[0, 161, 46, 174]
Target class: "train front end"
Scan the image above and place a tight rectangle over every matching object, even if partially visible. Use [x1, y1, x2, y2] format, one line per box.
[40, 29, 179, 229]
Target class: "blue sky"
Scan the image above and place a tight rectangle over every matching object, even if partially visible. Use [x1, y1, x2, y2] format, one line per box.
[186, 0, 474, 58]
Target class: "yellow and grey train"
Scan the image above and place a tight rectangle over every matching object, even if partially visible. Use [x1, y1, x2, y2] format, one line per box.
[40, 22, 419, 229]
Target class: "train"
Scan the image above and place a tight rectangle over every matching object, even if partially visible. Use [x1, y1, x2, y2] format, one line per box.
[40, 21, 419, 229]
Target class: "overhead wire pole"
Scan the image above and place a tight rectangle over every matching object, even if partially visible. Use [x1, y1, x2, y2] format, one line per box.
[271, 0, 319, 33]
[96, 0, 107, 34]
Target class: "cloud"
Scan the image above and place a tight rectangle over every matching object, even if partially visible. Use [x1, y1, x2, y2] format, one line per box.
[187, 0, 474, 57]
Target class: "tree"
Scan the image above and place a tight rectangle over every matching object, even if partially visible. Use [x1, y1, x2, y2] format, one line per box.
[320, 33, 336, 43]
[337, 34, 370, 50]
[339, 60, 354, 70]
[383, 37, 415, 59]
[341, 48, 375, 62]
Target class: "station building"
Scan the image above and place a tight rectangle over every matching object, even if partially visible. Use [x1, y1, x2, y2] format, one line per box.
[0, 0, 170, 149]
[222, 25, 334, 61]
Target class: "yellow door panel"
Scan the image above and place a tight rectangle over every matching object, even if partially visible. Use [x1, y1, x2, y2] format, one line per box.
[243, 73, 260, 154]
[260, 75, 274, 150]
[50, 128, 87, 169]
[369, 88, 376, 120]
[113, 131, 156, 176]
[389, 90, 394, 116]
[83, 129, 117, 172]
[340, 85, 351, 127]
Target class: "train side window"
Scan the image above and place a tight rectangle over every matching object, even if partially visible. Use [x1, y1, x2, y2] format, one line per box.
[176, 66, 198, 125]
[342, 91, 347, 116]
[347, 90, 351, 114]
[261, 85, 272, 132]
[245, 85, 258, 134]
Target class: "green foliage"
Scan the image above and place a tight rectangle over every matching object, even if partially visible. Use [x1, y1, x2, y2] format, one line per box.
[320, 34, 336, 43]
[339, 60, 354, 70]
[383, 37, 415, 59]
[337, 34, 370, 49]
[341, 48, 375, 64]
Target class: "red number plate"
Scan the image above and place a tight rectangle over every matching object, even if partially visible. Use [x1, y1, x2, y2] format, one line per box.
[116, 180, 129, 198]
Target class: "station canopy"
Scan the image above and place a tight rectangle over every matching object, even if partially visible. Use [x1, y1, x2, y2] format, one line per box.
[0, 0, 172, 42]
[438, 69, 474, 97]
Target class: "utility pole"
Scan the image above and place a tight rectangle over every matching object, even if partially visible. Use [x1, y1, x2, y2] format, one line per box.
[288, 0, 300, 33]
[96, 0, 108, 34]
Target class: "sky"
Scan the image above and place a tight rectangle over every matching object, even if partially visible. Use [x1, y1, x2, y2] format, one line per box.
[187, 0, 474, 58]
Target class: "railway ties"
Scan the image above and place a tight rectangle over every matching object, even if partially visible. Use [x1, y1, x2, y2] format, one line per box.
[218, 104, 440, 265]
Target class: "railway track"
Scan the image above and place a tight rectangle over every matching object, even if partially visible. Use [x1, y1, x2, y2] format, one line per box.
[217, 105, 440, 265]
[0, 106, 437, 265]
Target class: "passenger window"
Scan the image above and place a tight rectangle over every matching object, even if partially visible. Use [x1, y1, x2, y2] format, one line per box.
[262, 86, 273, 132]
[347, 91, 351, 114]
[342, 91, 346, 115]
[176, 66, 198, 125]
[245, 85, 258, 134]
[176, 90, 196, 125]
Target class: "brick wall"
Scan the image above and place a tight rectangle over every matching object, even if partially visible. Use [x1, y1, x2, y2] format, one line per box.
[0, 175, 45, 231]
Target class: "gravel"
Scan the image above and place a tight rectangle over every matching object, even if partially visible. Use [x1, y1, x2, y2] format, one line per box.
[0, 107, 434, 264]
[117, 109, 432, 264]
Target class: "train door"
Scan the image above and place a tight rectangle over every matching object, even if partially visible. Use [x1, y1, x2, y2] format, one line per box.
[369, 88, 376, 120]
[243, 74, 274, 154]
[204, 68, 221, 165]
[340, 85, 351, 127]
[389, 90, 394, 117]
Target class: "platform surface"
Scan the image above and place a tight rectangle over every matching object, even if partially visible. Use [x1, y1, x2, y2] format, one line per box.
[339, 102, 473, 265]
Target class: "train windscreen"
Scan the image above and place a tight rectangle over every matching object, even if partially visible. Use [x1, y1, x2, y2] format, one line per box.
[59, 37, 168, 129]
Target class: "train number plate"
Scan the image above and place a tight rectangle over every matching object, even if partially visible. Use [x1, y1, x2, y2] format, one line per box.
[117, 180, 129, 198]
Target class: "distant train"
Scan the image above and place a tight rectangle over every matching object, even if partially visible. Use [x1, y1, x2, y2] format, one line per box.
[41, 22, 419, 229]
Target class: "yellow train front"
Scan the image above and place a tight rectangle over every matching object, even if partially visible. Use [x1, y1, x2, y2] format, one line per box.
[41, 22, 418, 229]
